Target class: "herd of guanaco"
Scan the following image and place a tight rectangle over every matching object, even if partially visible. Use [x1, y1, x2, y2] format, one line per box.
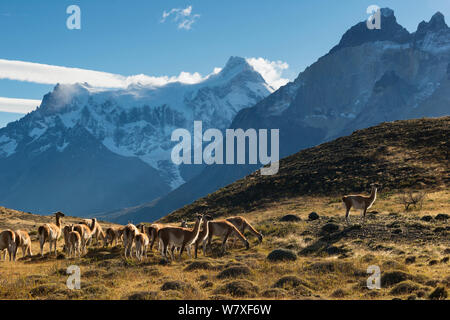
[0, 212, 264, 262]
[0, 185, 378, 262]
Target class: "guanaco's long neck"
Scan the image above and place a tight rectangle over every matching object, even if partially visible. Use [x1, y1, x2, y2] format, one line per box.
[90, 220, 96, 231]
[189, 218, 202, 242]
[56, 216, 62, 229]
[369, 188, 377, 202]
[203, 220, 210, 241]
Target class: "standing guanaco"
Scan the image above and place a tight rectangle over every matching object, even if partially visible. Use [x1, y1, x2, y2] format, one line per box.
[14, 230, 32, 258]
[38, 211, 65, 257]
[158, 214, 205, 260]
[342, 184, 379, 223]
[0, 230, 17, 261]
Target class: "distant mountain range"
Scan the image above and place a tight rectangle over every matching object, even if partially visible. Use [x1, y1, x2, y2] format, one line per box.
[0, 57, 272, 216]
[103, 8, 450, 224]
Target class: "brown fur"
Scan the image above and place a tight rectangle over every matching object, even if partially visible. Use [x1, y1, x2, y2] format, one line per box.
[227, 216, 263, 245]
[82, 219, 104, 246]
[14, 230, 32, 258]
[158, 214, 205, 260]
[105, 226, 123, 247]
[38, 211, 65, 257]
[73, 222, 94, 254]
[67, 225, 82, 258]
[342, 185, 378, 223]
[204, 219, 249, 255]
[194, 215, 213, 258]
[134, 232, 149, 261]
[123, 224, 139, 258]
[62, 225, 72, 253]
[0, 230, 17, 261]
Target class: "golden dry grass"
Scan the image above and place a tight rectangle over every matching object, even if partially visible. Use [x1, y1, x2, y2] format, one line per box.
[0, 189, 448, 300]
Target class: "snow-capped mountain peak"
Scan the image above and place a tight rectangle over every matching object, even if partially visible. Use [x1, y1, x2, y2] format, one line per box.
[0, 57, 272, 216]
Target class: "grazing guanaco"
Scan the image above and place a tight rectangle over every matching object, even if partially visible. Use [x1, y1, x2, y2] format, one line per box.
[158, 214, 205, 260]
[342, 184, 379, 223]
[38, 211, 65, 257]
[105, 226, 123, 247]
[0, 230, 17, 261]
[123, 223, 139, 258]
[226, 216, 263, 246]
[67, 225, 82, 258]
[14, 230, 32, 258]
[204, 219, 249, 255]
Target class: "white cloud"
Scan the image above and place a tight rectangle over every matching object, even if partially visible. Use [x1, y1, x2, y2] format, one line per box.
[0, 58, 213, 89]
[246, 57, 290, 90]
[0, 56, 291, 113]
[0, 97, 41, 114]
[161, 5, 200, 30]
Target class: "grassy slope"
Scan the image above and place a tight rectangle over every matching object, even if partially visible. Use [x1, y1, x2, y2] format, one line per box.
[161, 117, 449, 223]
[0, 117, 448, 300]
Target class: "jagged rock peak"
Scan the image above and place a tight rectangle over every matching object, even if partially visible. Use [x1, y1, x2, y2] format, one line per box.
[329, 7, 411, 54]
[417, 11, 448, 34]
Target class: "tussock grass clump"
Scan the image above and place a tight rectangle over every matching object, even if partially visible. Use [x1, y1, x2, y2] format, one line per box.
[262, 288, 287, 298]
[29, 283, 63, 297]
[217, 266, 251, 279]
[161, 280, 196, 293]
[267, 249, 297, 262]
[330, 288, 347, 298]
[305, 261, 364, 277]
[127, 291, 159, 300]
[184, 261, 217, 271]
[390, 280, 422, 295]
[215, 280, 259, 297]
[381, 271, 412, 287]
[428, 286, 448, 300]
[273, 276, 312, 290]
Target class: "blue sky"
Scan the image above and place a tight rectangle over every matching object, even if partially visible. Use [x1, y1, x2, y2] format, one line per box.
[0, 0, 449, 127]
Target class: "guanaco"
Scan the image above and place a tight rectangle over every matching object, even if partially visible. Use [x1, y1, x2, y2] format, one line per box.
[342, 184, 379, 223]
[82, 219, 105, 246]
[105, 226, 123, 247]
[123, 223, 139, 258]
[203, 219, 249, 255]
[74, 218, 96, 254]
[14, 230, 32, 258]
[194, 214, 213, 258]
[67, 225, 82, 258]
[227, 216, 263, 247]
[0, 230, 17, 261]
[158, 214, 205, 260]
[134, 230, 150, 261]
[38, 211, 65, 257]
